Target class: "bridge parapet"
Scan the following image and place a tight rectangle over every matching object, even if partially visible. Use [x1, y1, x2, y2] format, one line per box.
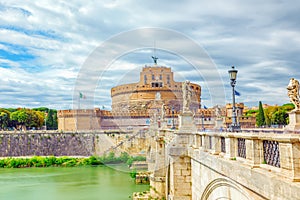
[193, 130, 300, 182]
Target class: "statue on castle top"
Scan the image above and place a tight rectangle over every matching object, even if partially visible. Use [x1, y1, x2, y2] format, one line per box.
[182, 80, 192, 112]
[152, 56, 158, 65]
[287, 78, 300, 110]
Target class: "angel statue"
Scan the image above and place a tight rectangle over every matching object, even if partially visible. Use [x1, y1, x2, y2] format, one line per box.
[182, 80, 192, 112]
[215, 105, 222, 119]
[287, 78, 300, 110]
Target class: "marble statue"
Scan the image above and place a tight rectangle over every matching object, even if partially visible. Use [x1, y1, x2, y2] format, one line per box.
[182, 80, 192, 112]
[215, 105, 222, 119]
[287, 78, 300, 110]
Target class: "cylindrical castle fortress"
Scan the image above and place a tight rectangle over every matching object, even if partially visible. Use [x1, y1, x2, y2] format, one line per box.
[111, 65, 201, 116]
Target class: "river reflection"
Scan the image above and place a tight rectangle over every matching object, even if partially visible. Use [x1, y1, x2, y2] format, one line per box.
[0, 165, 149, 200]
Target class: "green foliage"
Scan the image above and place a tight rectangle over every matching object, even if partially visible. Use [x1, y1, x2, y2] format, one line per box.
[46, 109, 54, 129]
[126, 155, 146, 166]
[32, 107, 49, 112]
[263, 103, 290, 126]
[0, 109, 10, 130]
[282, 103, 295, 111]
[0, 107, 57, 130]
[119, 152, 130, 162]
[130, 169, 137, 178]
[5, 108, 17, 113]
[45, 109, 58, 130]
[52, 112, 58, 129]
[256, 101, 266, 127]
[245, 109, 258, 117]
[10, 109, 45, 130]
[126, 157, 134, 166]
[0, 153, 146, 168]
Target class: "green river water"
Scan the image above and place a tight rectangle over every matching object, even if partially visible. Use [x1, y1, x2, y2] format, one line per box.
[0, 165, 149, 200]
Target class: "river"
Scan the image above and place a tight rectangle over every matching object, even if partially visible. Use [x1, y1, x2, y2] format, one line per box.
[0, 165, 149, 200]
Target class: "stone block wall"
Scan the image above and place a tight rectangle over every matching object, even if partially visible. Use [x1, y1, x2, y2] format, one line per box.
[0, 131, 111, 157]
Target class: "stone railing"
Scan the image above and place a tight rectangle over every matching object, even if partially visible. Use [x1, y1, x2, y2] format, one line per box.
[192, 130, 300, 181]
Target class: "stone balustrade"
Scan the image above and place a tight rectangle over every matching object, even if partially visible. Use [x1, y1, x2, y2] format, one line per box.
[193, 130, 300, 182]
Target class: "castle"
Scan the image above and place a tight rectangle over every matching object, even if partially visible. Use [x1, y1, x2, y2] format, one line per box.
[57, 63, 255, 131]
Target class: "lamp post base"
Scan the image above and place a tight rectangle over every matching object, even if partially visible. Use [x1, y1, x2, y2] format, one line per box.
[229, 124, 241, 132]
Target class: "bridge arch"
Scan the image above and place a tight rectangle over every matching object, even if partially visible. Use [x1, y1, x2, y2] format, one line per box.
[200, 177, 253, 200]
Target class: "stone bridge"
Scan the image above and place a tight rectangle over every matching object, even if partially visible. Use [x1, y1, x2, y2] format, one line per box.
[145, 115, 300, 200]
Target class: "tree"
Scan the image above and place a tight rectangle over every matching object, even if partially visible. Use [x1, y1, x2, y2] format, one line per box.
[0, 109, 10, 130]
[245, 109, 258, 117]
[10, 109, 30, 130]
[10, 109, 45, 130]
[30, 110, 45, 128]
[52, 111, 58, 130]
[271, 108, 288, 126]
[256, 101, 265, 127]
[282, 103, 294, 112]
[46, 109, 54, 129]
[264, 106, 277, 126]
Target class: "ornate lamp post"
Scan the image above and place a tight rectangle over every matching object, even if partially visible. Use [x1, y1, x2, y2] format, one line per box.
[228, 66, 240, 131]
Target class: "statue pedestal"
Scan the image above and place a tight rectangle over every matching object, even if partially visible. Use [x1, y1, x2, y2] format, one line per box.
[160, 120, 168, 130]
[214, 118, 224, 130]
[178, 111, 197, 133]
[285, 110, 300, 133]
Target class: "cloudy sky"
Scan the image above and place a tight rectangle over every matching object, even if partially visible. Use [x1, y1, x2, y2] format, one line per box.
[1, 0, 300, 110]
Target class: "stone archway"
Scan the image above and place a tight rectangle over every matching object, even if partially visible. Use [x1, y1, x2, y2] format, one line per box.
[201, 178, 253, 200]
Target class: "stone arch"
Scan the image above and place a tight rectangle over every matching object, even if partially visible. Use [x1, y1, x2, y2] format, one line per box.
[201, 178, 253, 200]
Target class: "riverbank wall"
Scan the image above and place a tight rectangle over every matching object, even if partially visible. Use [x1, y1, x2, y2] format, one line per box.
[0, 130, 149, 157]
[0, 131, 116, 157]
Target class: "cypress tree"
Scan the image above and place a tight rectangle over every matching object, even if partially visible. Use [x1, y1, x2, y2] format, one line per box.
[46, 109, 54, 129]
[256, 101, 266, 127]
[52, 111, 58, 130]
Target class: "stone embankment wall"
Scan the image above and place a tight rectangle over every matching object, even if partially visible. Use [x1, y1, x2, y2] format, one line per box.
[0, 131, 117, 157]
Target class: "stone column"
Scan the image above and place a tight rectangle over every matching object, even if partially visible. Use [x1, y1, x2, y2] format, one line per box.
[150, 130, 167, 198]
[147, 124, 158, 172]
[224, 133, 236, 159]
[167, 111, 194, 200]
[245, 134, 262, 167]
[211, 134, 221, 155]
[193, 134, 201, 149]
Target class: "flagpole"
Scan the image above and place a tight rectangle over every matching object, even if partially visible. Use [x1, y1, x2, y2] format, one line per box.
[76, 92, 80, 132]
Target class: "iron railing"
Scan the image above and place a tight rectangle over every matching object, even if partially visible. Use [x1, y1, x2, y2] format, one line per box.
[237, 138, 246, 158]
[263, 140, 280, 168]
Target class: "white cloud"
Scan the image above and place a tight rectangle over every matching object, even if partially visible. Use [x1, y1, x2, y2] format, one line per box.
[0, 0, 299, 109]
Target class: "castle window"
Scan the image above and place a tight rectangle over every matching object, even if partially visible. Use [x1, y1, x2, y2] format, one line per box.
[167, 75, 170, 84]
[144, 75, 147, 84]
[152, 82, 163, 88]
[152, 74, 155, 80]
[159, 74, 162, 80]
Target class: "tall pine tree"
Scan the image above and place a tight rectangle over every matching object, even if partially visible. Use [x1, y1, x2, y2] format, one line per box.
[52, 111, 58, 130]
[46, 109, 54, 129]
[256, 101, 266, 127]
